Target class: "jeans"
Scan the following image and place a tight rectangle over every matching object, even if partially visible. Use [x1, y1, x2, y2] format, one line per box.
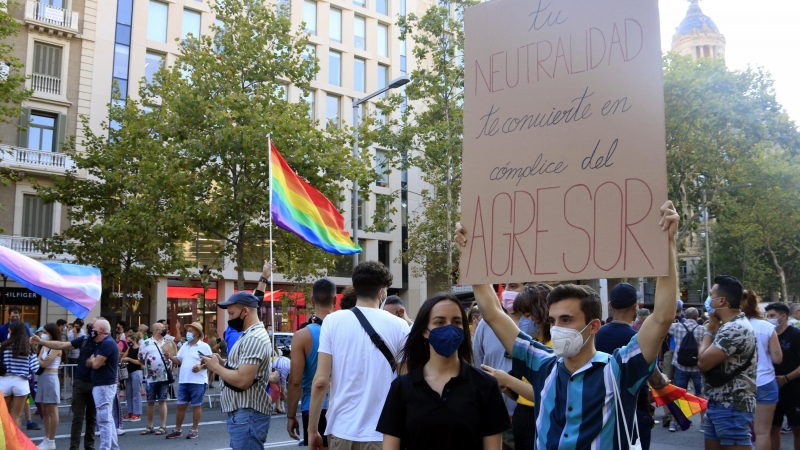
[93, 384, 120, 450]
[125, 370, 143, 415]
[704, 401, 754, 446]
[70, 379, 96, 450]
[226, 408, 271, 450]
[673, 368, 704, 396]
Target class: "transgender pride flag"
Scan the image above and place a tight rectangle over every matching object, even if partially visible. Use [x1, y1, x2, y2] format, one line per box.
[0, 246, 100, 319]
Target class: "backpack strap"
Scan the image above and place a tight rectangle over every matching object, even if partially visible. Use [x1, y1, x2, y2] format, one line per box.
[351, 307, 397, 373]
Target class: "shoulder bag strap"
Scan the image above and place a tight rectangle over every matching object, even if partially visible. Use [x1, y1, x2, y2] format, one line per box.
[351, 307, 397, 373]
[153, 340, 170, 367]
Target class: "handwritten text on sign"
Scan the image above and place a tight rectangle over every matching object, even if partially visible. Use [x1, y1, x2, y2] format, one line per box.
[459, 0, 669, 284]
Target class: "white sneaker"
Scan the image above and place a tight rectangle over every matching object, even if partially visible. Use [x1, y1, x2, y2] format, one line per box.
[117, 428, 125, 435]
[37, 438, 56, 450]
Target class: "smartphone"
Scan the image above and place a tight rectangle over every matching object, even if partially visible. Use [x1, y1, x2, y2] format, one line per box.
[198, 351, 209, 357]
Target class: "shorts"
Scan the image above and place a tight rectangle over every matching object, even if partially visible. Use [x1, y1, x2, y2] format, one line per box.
[704, 401, 754, 446]
[756, 380, 779, 404]
[673, 368, 703, 397]
[177, 383, 207, 407]
[328, 436, 382, 450]
[146, 381, 170, 403]
[0, 374, 30, 397]
[772, 391, 800, 429]
[35, 372, 61, 404]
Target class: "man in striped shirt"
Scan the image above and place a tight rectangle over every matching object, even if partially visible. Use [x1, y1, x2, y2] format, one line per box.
[456, 200, 680, 450]
[200, 291, 277, 450]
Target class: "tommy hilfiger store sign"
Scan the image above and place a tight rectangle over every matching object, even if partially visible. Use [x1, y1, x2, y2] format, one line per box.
[0, 287, 42, 305]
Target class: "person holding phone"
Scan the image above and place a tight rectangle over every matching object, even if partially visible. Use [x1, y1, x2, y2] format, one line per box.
[165, 322, 212, 439]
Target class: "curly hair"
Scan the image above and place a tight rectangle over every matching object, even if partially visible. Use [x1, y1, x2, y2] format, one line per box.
[339, 286, 358, 310]
[516, 284, 553, 342]
[351, 261, 393, 299]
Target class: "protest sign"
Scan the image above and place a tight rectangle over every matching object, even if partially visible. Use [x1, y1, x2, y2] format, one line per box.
[459, 0, 668, 284]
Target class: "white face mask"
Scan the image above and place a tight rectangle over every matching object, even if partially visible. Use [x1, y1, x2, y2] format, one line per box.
[768, 318, 782, 328]
[41, 334, 50, 341]
[551, 322, 593, 358]
[501, 291, 517, 313]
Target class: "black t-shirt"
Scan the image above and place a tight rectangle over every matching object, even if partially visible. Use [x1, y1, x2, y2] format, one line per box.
[596, 322, 651, 413]
[377, 361, 510, 450]
[127, 345, 141, 372]
[776, 326, 800, 395]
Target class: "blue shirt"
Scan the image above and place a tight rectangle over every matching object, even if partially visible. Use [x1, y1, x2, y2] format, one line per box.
[0, 322, 31, 342]
[224, 327, 242, 353]
[92, 335, 119, 386]
[301, 323, 328, 411]
[512, 331, 655, 450]
[70, 335, 98, 382]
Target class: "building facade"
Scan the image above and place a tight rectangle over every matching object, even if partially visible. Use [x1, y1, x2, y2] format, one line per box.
[0, 0, 431, 334]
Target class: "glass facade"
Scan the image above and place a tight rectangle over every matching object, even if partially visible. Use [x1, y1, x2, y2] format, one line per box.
[329, 50, 341, 86]
[354, 16, 366, 50]
[144, 51, 164, 84]
[303, 0, 317, 35]
[377, 24, 388, 57]
[147, 1, 168, 43]
[329, 8, 342, 43]
[354, 57, 365, 92]
[182, 9, 202, 40]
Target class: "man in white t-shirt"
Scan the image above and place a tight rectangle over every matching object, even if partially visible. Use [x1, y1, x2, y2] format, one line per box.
[165, 322, 212, 439]
[307, 261, 410, 450]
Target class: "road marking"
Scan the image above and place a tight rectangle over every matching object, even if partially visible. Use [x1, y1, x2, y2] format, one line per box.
[212, 440, 299, 450]
[30, 420, 227, 441]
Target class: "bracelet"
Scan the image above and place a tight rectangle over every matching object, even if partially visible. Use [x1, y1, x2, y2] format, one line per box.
[287, 415, 297, 419]
[259, 276, 270, 283]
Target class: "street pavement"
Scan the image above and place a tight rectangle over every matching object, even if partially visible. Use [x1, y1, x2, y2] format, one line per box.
[20, 391, 798, 449]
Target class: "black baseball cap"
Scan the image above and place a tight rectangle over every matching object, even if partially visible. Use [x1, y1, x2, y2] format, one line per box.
[218, 291, 260, 309]
[610, 283, 640, 309]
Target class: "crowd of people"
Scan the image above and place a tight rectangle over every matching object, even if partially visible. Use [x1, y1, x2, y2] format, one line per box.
[2, 200, 800, 450]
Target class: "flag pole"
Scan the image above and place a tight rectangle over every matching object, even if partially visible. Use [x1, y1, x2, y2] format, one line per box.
[268, 134, 275, 339]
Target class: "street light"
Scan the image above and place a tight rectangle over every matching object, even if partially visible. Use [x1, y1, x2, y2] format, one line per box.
[351, 75, 411, 267]
[701, 183, 751, 296]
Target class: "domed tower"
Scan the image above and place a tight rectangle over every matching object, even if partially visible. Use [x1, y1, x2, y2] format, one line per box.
[671, 0, 726, 60]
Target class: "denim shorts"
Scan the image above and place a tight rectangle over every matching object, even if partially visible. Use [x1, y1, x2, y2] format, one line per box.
[756, 380, 779, 404]
[704, 401, 754, 446]
[146, 381, 170, 403]
[177, 383, 207, 407]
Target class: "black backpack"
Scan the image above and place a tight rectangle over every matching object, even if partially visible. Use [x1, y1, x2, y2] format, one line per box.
[676, 322, 699, 367]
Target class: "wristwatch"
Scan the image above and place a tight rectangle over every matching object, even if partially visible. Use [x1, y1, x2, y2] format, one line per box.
[259, 276, 270, 283]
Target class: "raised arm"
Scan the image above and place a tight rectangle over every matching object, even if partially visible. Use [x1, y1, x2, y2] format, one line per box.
[30, 334, 75, 351]
[455, 223, 519, 356]
[634, 201, 679, 365]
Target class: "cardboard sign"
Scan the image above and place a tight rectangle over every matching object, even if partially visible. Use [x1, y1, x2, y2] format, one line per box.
[460, 0, 668, 284]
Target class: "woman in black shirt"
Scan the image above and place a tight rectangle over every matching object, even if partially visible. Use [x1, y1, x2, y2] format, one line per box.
[121, 331, 144, 420]
[377, 292, 510, 450]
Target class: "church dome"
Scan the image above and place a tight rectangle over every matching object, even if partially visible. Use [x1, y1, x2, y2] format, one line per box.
[676, 0, 719, 35]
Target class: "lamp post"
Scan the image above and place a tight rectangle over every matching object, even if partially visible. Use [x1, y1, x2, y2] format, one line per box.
[1, 273, 6, 323]
[198, 264, 212, 324]
[702, 183, 751, 296]
[351, 75, 411, 268]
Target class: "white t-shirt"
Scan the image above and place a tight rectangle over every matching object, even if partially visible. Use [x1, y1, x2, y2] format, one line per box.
[749, 318, 776, 386]
[319, 306, 410, 442]
[175, 340, 212, 384]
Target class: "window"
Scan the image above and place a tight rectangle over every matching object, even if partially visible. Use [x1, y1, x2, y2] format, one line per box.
[400, 39, 406, 73]
[32, 42, 62, 94]
[376, 0, 388, 15]
[353, 0, 365, 8]
[329, 8, 341, 43]
[144, 52, 164, 84]
[375, 196, 391, 232]
[326, 94, 340, 128]
[358, 239, 366, 263]
[22, 195, 53, 239]
[353, 57, 365, 92]
[213, 18, 225, 52]
[147, 1, 169, 43]
[117, 0, 133, 26]
[357, 199, 366, 230]
[378, 241, 391, 266]
[375, 150, 389, 187]
[332, 254, 353, 277]
[377, 107, 387, 125]
[377, 24, 388, 58]
[354, 16, 366, 50]
[303, 44, 316, 80]
[304, 89, 315, 121]
[303, 0, 317, 35]
[329, 50, 341, 86]
[27, 112, 57, 152]
[112, 44, 129, 81]
[400, 0, 406, 16]
[277, 0, 290, 17]
[377, 64, 388, 97]
[182, 9, 202, 40]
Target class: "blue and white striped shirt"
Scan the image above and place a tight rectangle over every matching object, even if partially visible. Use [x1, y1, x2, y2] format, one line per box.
[3, 349, 39, 378]
[512, 332, 654, 450]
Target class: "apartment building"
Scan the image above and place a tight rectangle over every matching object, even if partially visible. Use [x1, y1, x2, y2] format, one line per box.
[0, 0, 430, 333]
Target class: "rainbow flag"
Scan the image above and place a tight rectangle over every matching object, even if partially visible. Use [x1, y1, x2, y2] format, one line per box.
[0, 246, 101, 319]
[651, 383, 708, 431]
[270, 141, 361, 255]
[0, 389, 38, 450]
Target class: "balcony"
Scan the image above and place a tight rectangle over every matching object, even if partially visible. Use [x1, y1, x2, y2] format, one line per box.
[0, 144, 75, 174]
[31, 73, 61, 95]
[24, 1, 80, 39]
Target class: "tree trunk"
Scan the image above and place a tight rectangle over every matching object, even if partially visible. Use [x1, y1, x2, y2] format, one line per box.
[446, 155, 452, 284]
[766, 244, 789, 303]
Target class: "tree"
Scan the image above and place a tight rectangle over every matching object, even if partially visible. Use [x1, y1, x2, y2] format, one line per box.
[663, 54, 800, 244]
[142, 0, 371, 289]
[0, 0, 33, 228]
[368, 0, 474, 292]
[35, 96, 193, 316]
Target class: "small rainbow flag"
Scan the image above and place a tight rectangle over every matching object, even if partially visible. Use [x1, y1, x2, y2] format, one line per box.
[270, 141, 361, 255]
[651, 383, 708, 431]
[0, 389, 38, 450]
[0, 246, 101, 319]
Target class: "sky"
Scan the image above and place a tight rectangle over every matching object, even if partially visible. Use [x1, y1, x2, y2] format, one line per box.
[658, 0, 800, 124]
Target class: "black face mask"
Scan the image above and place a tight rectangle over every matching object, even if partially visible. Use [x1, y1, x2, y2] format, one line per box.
[160, 329, 167, 337]
[228, 310, 246, 332]
[89, 329, 98, 339]
[10, 317, 19, 324]
[86, 324, 93, 335]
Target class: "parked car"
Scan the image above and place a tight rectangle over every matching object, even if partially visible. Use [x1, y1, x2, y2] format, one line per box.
[273, 331, 293, 350]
